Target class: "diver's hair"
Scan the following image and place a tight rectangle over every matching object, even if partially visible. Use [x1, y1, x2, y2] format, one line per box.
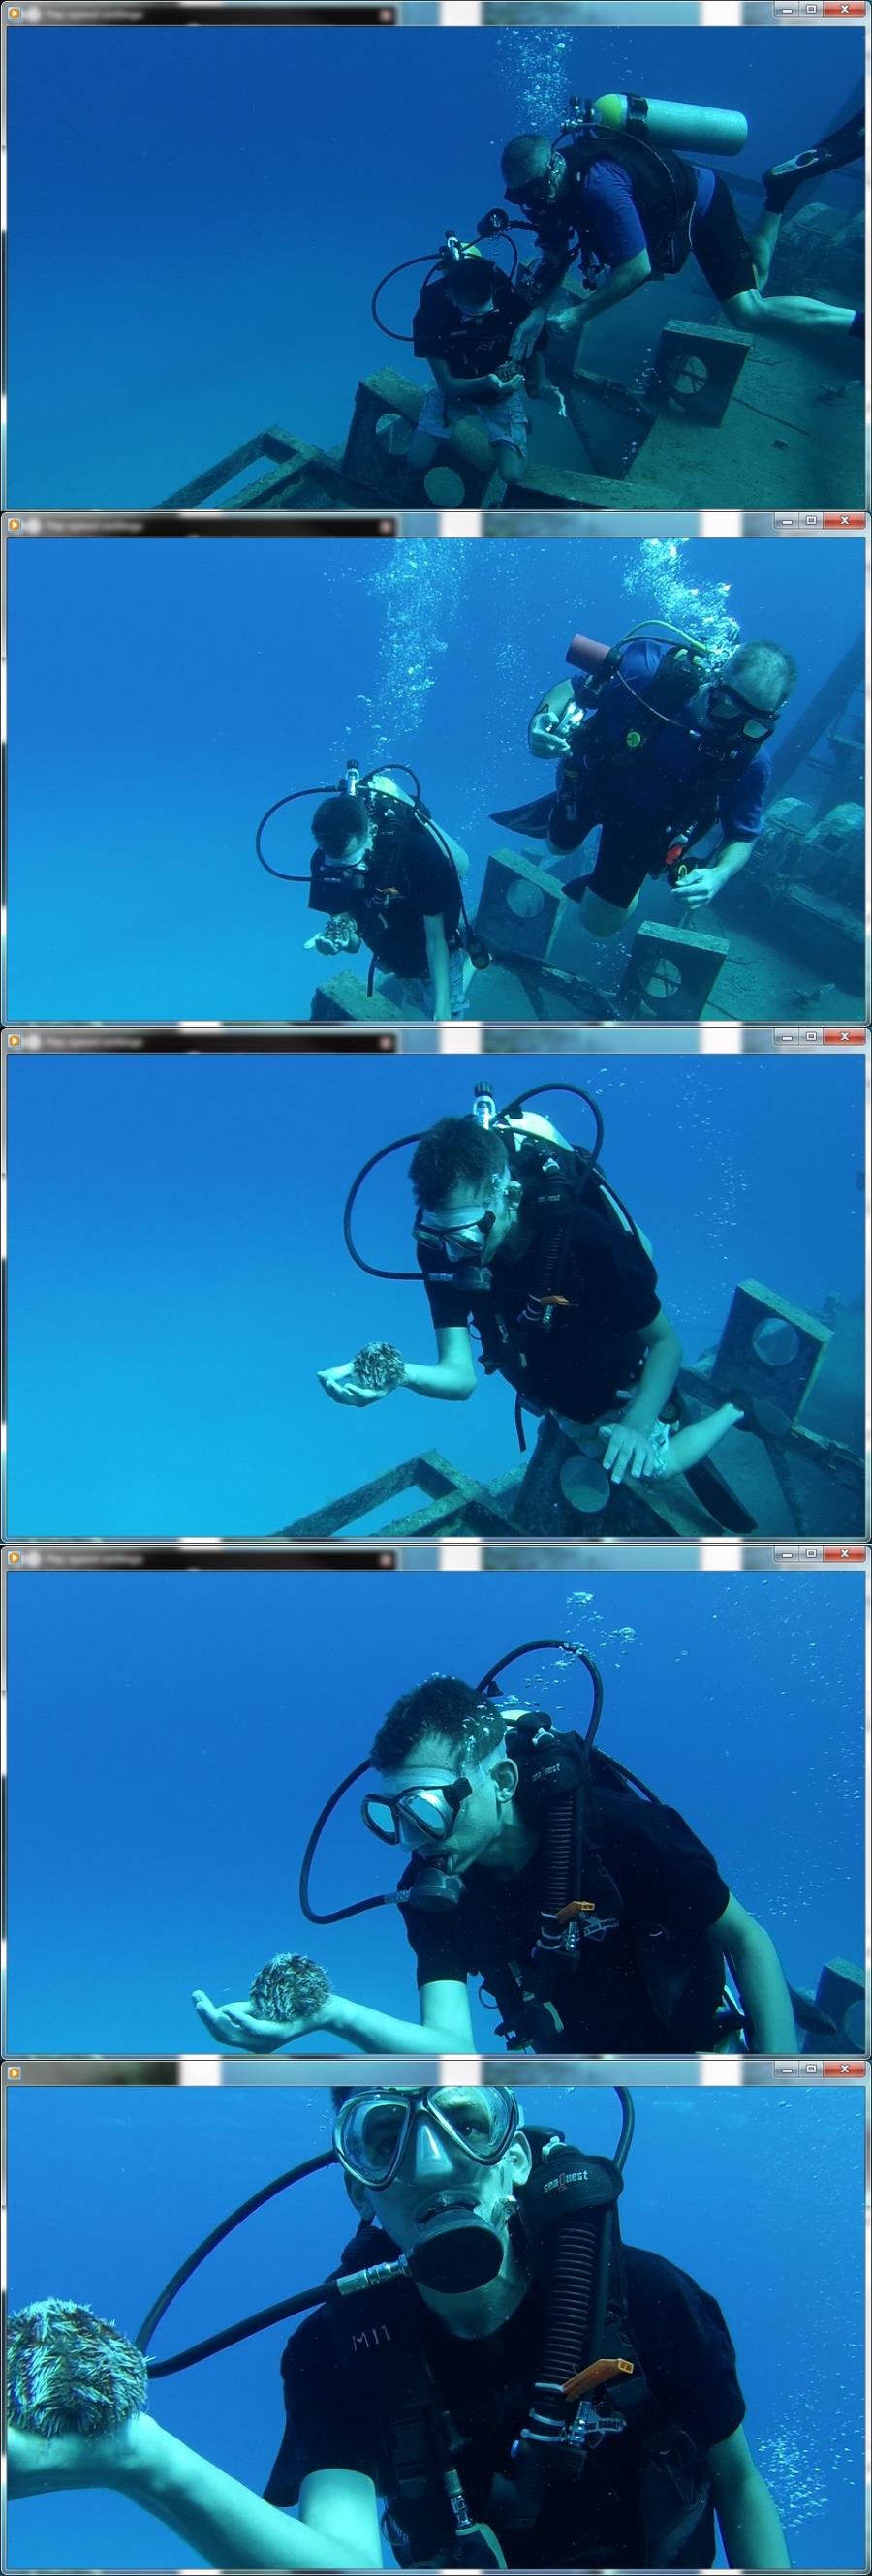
[445, 259, 498, 312]
[409, 1116, 509, 1206]
[730, 639, 798, 700]
[313, 794, 369, 858]
[500, 134, 551, 187]
[371, 1676, 507, 1776]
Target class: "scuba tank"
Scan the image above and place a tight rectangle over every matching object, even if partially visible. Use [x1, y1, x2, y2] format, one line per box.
[567, 632, 611, 677]
[581, 93, 748, 158]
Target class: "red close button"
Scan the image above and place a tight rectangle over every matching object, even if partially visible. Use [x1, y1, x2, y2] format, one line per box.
[823, 5, 865, 16]
[823, 2061, 865, 2077]
[823, 512, 866, 528]
[823, 1028, 864, 1043]
[823, 1547, 865, 1563]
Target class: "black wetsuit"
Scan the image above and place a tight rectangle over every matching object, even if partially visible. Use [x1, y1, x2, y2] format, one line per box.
[309, 813, 462, 979]
[397, 1762, 731, 2052]
[266, 2244, 745, 2567]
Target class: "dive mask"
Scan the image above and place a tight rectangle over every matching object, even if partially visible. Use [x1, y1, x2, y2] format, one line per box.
[705, 681, 779, 744]
[333, 2085, 520, 2189]
[504, 155, 563, 213]
[362, 1737, 506, 1850]
[414, 1203, 497, 1264]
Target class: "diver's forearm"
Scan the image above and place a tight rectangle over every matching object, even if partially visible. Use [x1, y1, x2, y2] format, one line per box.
[327, 1995, 466, 2053]
[428, 952, 452, 1023]
[711, 839, 755, 885]
[717, 2470, 792, 2569]
[401, 1360, 475, 1399]
[120, 2422, 370, 2569]
[725, 1933, 796, 2054]
[441, 370, 502, 401]
[576, 267, 644, 322]
[621, 1332, 682, 1432]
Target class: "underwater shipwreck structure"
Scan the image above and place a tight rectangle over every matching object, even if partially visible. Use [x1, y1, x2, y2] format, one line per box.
[163, 135, 864, 516]
[284, 1275, 864, 1542]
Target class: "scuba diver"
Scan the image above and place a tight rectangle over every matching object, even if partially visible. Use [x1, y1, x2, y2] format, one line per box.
[256, 762, 474, 1022]
[496, 95, 865, 370]
[407, 246, 550, 502]
[8, 2084, 792, 2569]
[193, 1651, 799, 2058]
[493, 625, 796, 940]
[319, 1083, 750, 1525]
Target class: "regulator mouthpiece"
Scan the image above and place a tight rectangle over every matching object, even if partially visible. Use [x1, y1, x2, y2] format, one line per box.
[403, 1856, 466, 1912]
[409, 2212, 505, 2294]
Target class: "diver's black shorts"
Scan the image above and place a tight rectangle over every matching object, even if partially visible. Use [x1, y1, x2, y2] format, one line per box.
[691, 172, 758, 305]
[547, 789, 672, 911]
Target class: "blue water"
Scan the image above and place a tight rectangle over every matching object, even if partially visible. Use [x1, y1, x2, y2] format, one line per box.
[6, 537, 864, 1024]
[7, 26, 863, 506]
[7, 1568, 864, 2055]
[7, 2080, 865, 2569]
[6, 1050, 864, 1534]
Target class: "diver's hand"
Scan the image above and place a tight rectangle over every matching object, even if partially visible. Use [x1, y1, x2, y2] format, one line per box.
[318, 1362, 394, 1407]
[192, 1992, 327, 2051]
[510, 311, 545, 361]
[8, 2415, 149, 2499]
[493, 368, 525, 394]
[600, 1421, 663, 1486]
[676, 866, 719, 909]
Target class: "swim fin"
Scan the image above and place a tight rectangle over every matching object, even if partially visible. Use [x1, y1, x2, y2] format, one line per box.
[681, 1455, 758, 1537]
[763, 109, 864, 214]
[490, 793, 556, 840]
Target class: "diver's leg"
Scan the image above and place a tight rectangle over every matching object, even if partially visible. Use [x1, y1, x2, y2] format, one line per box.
[485, 439, 526, 504]
[568, 886, 639, 940]
[405, 424, 441, 475]
[563, 811, 648, 935]
[724, 285, 858, 341]
[694, 173, 861, 342]
[658, 1402, 745, 1481]
[746, 209, 781, 291]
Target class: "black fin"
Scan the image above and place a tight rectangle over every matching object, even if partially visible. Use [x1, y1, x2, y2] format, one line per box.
[763, 111, 865, 213]
[489, 794, 556, 840]
[682, 1457, 758, 1537]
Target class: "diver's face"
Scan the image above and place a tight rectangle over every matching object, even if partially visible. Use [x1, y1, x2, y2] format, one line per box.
[505, 148, 566, 212]
[348, 2089, 530, 2260]
[449, 292, 496, 319]
[701, 663, 785, 743]
[415, 1168, 517, 1266]
[380, 1731, 514, 1873]
[335, 822, 374, 874]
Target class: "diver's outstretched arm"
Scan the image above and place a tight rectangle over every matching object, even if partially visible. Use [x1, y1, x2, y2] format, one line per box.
[9, 2419, 383, 2569]
[320, 1327, 477, 1407]
[714, 1893, 797, 2054]
[193, 1982, 476, 2054]
[707, 2425, 792, 2569]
